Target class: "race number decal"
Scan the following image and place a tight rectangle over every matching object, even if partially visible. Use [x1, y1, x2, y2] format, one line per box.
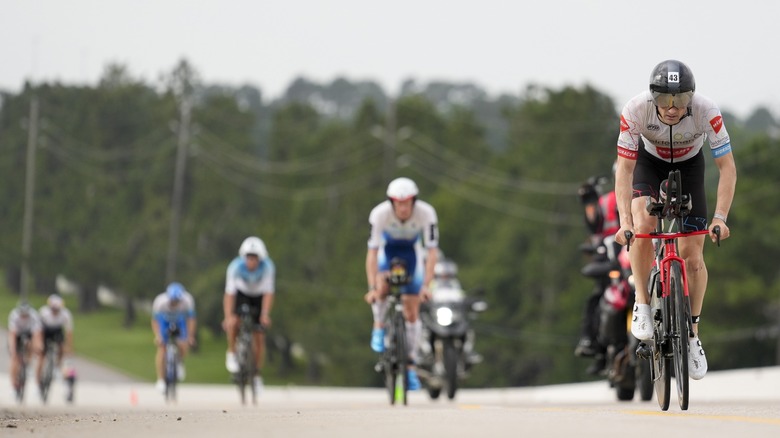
[668, 72, 680, 83]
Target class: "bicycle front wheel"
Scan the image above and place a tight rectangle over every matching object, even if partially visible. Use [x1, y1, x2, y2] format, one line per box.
[164, 344, 178, 402]
[670, 261, 689, 410]
[40, 352, 55, 404]
[394, 312, 408, 406]
[649, 266, 671, 411]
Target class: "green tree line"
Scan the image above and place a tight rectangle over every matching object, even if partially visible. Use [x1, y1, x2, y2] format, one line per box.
[1, 60, 778, 388]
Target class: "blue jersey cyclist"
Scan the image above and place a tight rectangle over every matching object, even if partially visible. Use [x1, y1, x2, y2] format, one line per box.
[614, 60, 736, 380]
[152, 282, 197, 393]
[364, 177, 439, 391]
[223, 236, 275, 395]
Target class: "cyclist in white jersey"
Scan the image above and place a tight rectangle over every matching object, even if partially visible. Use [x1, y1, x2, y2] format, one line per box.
[223, 236, 275, 394]
[614, 60, 737, 380]
[36, 294, 74, 396]
[364, 177, 439, 391]
[7, 303, 43, 394]
[152, 283, 196, 393]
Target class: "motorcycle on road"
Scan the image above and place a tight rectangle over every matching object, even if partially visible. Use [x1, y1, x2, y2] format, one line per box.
[581, 236, 653, 401]
[416, 265, 486, 401]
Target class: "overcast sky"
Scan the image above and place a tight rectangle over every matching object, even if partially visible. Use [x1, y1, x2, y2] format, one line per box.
[2, 1, 777, 118]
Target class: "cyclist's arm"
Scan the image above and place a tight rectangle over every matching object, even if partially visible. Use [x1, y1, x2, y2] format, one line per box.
[151, 316, 162, 345]
[223, 292, 236, 319]
[366, 247, 379, 289]
[422, 246, 438, 291]
[7, 329, 17, 357]
[614, 156, 636, 244]
[187, 315, 197, 344]
[261, 293, 274, 324]
[712, 152, 736, 232]
[64, 330, 74, 355]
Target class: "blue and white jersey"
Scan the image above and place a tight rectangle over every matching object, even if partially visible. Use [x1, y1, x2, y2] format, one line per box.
[367, 200, 439, 250]
[225, 256, 276, 297]
[368, 200, 438, 292]
[152, 292, 196, 322]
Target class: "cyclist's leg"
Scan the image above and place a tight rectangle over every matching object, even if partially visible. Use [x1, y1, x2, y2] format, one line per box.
[9, 335, 23, 389]
[678, 234, 706, 335]
[630, 150, 666, 306]
[402, 255, 424, 365]
[371, 251, 392, 329]
[679, 152, 708, 335]
[156, 319, 170, 381]
[175, 319, 190, 358]
[37, 330, 54, 385]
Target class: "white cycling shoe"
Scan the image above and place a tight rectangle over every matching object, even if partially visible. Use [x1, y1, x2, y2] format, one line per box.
[155, 379, 166, 394]
[631, 303, 654, 341]
[226, 352, 239, 373]
[253, 376, 264, 395]
[688, 336, 708, 380]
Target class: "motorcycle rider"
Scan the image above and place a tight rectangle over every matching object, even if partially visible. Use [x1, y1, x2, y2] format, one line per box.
[423, 257, 482, 369]
[574, 163, 620, 374]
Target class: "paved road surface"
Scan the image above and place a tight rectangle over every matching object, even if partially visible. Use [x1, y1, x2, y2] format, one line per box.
[0, 365, 778, 437]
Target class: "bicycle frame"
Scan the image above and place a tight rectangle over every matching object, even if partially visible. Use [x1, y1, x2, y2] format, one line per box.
[628, 169, 720, 411]
[635, 229, 709, 305]
[164, 322, 181, 402]
[235, 303, 259, 406]
[377, 257, 411, 406]
[40, 338, 61, 404]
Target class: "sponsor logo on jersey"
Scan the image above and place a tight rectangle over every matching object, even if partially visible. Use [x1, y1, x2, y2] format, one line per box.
[656, 145, 694, 159]
[647, 124, 660, 131]
[617, 147, 637, 159]
[709, 115, 723, 134]
[620, 115, 629, 132]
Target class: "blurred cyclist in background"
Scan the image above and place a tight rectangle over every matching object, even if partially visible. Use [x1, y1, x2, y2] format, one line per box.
[36, 294, 75, 401]
[152, 282, 197, 393]
[364, 177, 439, 391]
[574, 165, 620, 375]
[223, 236, 275, 395]
[7, 302, 43, 396]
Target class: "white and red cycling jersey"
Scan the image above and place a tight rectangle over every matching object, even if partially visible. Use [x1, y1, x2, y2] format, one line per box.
[617, 91, 732, 162]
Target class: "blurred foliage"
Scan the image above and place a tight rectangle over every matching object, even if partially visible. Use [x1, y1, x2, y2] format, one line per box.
[1, 60, 778, 388]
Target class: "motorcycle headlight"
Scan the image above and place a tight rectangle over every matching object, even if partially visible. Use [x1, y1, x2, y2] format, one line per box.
[436, 307, 454, 326]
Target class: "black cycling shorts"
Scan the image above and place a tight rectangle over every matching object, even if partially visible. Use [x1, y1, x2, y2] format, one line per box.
[632, 139, 707, 231]
[233, 291, 264, 330]
[43, 327, 64, 353]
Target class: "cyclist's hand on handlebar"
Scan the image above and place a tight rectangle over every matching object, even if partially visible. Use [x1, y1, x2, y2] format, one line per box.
[260, 314, 272, 329]
[709, 221, 728, 243]
[420, 286, 432, 303]
[364, 289, 378, 304]
[221, 315, 237, 332]
[615, 226, 635, 246]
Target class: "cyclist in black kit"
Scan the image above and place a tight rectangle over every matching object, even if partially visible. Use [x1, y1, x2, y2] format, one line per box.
[614, 60, 736, 380]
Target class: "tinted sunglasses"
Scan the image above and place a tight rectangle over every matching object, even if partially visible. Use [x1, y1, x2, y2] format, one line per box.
[652, 91, 694, 108]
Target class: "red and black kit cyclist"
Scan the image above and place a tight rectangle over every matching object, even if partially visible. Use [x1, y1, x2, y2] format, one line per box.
[614, 59, 736, 380]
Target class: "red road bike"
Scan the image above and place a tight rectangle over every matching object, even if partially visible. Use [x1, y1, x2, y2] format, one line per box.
[627, 170, 720, 411]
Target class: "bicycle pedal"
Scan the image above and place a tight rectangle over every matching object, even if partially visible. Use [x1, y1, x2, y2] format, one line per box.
[636, 342, 652, 359]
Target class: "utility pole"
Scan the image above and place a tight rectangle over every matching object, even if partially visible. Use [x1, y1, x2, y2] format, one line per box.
[383, 99, 397, 182]
[20, 96, 39, 302]
[165, 96, 191, 283]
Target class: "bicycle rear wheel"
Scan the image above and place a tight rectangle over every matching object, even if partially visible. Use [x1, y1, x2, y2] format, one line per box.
[669, 261, 689, 410]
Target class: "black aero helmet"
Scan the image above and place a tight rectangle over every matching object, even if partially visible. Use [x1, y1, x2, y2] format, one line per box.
[649, 59, 695, 94]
